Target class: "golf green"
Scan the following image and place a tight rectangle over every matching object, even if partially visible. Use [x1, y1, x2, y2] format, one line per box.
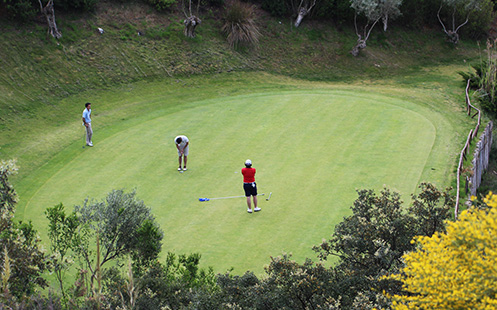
[15, 88, 453, 274]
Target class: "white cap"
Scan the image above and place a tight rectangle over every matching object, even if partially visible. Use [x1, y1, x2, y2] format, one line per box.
[245, 159, 252, 166]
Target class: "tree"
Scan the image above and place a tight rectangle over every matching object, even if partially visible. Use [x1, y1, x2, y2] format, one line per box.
[45, 203, 80, 299]
[313, 188, 415, 306]
[408, 182, 454, 236]
[0, 159, 50, 299]
[313, 185, 453, 308]
[350, 0, 403, 56]
[387, 192, 497, 309]
[38, 0, 62, 39]
[182, 0, 201, 38]
[74, 189, 163, 291]
[437, 0, 486, 44]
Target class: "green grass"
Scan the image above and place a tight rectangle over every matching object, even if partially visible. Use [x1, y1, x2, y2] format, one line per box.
[12, 73, 470, 274]
[0, 1, 482, 276]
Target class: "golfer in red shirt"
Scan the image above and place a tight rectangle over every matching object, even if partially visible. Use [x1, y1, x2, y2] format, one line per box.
[242, 159, 261, 213]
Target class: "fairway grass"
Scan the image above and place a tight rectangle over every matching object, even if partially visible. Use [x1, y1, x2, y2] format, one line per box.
[12, 73, 469, 275]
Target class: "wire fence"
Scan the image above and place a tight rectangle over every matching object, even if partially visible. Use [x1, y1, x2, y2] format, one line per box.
[454, 79, 494, 219]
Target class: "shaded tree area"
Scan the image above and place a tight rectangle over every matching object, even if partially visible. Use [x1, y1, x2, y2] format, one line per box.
[0, 160, 51, 301]
[0, 0, 492, 40]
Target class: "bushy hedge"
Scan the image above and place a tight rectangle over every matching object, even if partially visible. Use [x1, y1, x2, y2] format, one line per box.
[55, 0, 98, 11]
[1, 0, 38, 21]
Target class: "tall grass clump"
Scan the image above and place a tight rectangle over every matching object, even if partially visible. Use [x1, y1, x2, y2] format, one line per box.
[221, 0, 260, 48]
[478, 40, 497, 117]
[460, 40, 497, 117]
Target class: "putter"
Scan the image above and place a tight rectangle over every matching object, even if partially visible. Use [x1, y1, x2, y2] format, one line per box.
[199, 193, 265, 202]
[266, 192, 272, 201]
[82, 124, 86, 148]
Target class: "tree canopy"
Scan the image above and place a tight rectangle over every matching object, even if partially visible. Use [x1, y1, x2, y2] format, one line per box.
[387, 192, 497, 309]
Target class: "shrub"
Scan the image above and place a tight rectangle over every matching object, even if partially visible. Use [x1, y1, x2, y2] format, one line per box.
[1, 0, 37, 21]
[55, 0, 98, 11]
[147, 0, 177, 11]
[261, 0, 288, 17]
[222, 0, 260, 48]
[201, 0, 224, 7]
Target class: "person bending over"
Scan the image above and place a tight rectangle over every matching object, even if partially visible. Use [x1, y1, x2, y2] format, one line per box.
[174, 135, 189, 171]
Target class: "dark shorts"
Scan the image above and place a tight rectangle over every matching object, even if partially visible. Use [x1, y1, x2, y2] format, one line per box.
[243, 182, 258, 197]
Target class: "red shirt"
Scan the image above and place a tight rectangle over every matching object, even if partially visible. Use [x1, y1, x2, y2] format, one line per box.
[242, 167, 256, 183]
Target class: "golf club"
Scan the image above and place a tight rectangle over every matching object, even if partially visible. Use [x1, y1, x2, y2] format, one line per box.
[199, 193, 265, 202]
[266, 192, 272, 201]
[82, 123, 86, 148]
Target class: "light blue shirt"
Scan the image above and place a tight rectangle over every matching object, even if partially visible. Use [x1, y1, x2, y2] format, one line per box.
[82, 108, 91, 123]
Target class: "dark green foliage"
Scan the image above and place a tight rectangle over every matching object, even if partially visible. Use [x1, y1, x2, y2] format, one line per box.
[131, 220, 164, 276]
[131, 253, 217, 309]
[0, 160, 50, 299]
[201, 0, 224, 7]
[261, 0, 289, 17]
[399, 0, 440, 29]
[147, 0, 177, 11]
[408, 182, 454, 236]
[74, 189, 164, 289]
[1, 0, 37, 21]
[45, 203, 80, 298]
[214, 255, 342, 309]
[314, 0, 355, 25]
[312, 185, 453, 308]
[460, 41, 497, 117]
[54, 0, 98, 11]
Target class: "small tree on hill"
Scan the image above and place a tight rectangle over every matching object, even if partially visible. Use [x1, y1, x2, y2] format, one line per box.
[38, 0, 62, 39]
[350, 0, 402, 56]
[437, 0, 486, 44]
[183, 0, 201, 38]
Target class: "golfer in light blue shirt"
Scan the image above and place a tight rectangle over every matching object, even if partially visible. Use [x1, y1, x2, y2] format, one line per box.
[82, 102, 93, 147]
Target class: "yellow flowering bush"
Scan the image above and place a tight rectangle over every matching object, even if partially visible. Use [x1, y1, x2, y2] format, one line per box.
[387, 192, 497, 310]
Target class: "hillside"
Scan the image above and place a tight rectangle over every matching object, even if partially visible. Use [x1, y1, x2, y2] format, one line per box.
[0, 0, 482, 181]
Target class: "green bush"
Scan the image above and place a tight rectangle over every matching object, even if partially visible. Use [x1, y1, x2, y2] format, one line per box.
[261, 0, 288, 17]
[1, 0, 37, 21]
[147, 0, 177, 11]
[55, 0, 98, 11]
[201, 0, 224, 7]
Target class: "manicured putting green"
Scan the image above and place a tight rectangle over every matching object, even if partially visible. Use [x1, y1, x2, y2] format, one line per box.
[18, 90, 443, 274]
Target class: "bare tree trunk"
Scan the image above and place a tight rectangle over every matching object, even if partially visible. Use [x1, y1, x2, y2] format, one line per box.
[351, 14, 380, 57]
[38, 0, 62, 39]
[351, 38, 367, 57]
[294, 8, 307, 27]
[437, 4, 468, 45]
[293, 0, 316, 28]
[184, 16, 201, 38]
[182, 0, 201, 38]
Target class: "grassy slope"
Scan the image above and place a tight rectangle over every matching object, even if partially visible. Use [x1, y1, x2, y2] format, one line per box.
[0, 0, 484, 272]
